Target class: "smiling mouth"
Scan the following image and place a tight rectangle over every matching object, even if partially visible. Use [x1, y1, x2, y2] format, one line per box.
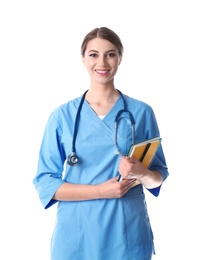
[95, 69, 109, 75]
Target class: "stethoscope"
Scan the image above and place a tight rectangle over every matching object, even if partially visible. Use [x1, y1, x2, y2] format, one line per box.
[67, 89, 135, 166]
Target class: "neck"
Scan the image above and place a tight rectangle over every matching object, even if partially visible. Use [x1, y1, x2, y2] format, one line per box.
[85, 87, 120, 104]
[85, 88, 121, 116]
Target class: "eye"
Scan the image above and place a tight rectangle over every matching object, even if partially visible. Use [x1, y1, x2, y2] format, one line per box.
[107, 52, 116, 58]
[89, 53, 98, 58]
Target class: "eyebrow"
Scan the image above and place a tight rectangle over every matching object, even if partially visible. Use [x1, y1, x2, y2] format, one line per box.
[87, 49, 117, 54]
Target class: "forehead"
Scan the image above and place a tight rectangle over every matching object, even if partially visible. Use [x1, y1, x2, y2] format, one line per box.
[86, 38, 118, 52]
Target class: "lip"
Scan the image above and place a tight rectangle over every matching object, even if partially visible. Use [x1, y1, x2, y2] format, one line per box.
[95, 69, 110, 75]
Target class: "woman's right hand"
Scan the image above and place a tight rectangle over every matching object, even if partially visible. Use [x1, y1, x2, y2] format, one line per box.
[98, 177, 136, 199]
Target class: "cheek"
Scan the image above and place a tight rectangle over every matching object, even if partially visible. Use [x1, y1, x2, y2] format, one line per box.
[83, 59, 95, 69]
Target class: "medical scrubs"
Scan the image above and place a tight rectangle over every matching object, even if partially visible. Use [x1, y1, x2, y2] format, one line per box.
[33, 93, 169, 260]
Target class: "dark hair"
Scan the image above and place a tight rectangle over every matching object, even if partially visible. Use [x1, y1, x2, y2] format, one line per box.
[81, 27, 124, 57]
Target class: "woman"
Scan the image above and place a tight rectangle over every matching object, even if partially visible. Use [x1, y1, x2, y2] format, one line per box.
[33, 27, 169, 260]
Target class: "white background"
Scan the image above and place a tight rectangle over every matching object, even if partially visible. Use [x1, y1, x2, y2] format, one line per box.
[0, 1, 201, 259]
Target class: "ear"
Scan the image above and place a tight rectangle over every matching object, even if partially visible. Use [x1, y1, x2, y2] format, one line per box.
[81, 55, 86, 66]
[118, 56, 122, 65]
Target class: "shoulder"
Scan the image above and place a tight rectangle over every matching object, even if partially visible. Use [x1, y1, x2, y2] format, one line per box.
[124, 94, 154, 112]
[123, 94, 160, 139]
[52, 95, 82, 117]
[45, 95, 83, 128]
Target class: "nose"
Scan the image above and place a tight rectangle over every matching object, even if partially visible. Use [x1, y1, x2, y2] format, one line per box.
[97, 55, 107, 66]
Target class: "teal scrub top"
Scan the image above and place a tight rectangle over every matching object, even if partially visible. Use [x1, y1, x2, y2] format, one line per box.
[33, 93, 169, 260]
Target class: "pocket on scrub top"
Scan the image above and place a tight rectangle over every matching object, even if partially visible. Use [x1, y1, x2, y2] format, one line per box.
[122, 193, 153, 248]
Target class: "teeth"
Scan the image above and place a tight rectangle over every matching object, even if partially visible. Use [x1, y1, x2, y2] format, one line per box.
[96, 70, 108, 73]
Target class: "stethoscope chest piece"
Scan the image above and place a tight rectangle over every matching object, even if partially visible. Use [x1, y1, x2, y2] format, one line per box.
[67, 152, 79, 166]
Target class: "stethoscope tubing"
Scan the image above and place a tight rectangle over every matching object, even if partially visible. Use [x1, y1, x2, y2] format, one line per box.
[67, 89, 135, 166]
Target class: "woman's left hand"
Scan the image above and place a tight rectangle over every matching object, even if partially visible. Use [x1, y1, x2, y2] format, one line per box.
[118, 156, 163, 189]
[118, 156, 147, 181]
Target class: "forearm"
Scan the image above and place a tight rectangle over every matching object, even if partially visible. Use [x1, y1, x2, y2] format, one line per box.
[52, 177, 136, 201]
[52, 182, 101, 201]
[118, 156, 163, 189]
[139, 169, 163, 189]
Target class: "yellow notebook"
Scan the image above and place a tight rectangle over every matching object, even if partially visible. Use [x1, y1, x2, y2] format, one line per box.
[118, 136, 162, 186]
